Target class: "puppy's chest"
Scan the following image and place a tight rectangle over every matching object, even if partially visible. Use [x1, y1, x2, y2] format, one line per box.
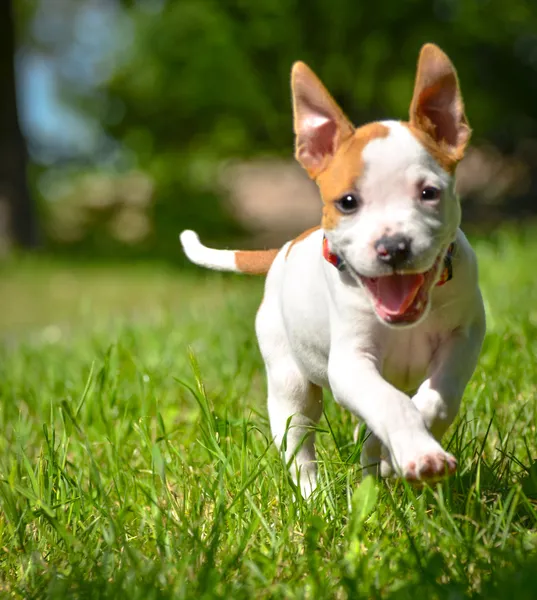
[381, 329, 443, 393]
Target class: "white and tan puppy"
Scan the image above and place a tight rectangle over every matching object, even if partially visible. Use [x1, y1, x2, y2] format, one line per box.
[180, 44, 486, 497]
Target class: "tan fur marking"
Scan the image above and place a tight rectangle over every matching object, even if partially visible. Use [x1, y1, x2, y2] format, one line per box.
[407, 43, 470, 174]
[315, 122, 390, 229]
[292, 61, 355, 180]
[402, 122, 460, 175]
[234, 249, 279, 275]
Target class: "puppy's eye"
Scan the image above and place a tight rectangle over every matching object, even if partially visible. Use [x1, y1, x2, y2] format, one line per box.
[421, 186, 441, 202]
[335, 193, 360, 214]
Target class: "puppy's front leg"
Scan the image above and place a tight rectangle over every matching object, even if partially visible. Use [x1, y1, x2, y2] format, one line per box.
[328, 349, 456, 481]
[412, 317, 486, 440]
[374, 315, 486, 478]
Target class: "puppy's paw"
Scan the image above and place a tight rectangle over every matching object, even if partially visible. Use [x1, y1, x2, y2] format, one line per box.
[292, 464, 318, 499]
[402, 449, 457, 482]
[298, 477, 317, 499]
[380, 457, 395, 478]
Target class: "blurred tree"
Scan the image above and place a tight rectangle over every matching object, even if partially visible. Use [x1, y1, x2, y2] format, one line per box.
[101, 0, 537, 253]
[12, 0, 537, 258]
[0, 0, 38, 251]
[103, 0, 537, 153]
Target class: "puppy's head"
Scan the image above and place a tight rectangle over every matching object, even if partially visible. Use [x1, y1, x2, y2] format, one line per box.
[291, 43, 470, 327]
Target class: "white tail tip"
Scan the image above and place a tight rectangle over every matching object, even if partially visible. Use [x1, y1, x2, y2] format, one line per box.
[179, 229, 238, 272]
[179, 229, 202, 256]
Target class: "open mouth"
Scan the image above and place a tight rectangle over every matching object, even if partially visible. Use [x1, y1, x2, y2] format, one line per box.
[358, 255, 442, 325]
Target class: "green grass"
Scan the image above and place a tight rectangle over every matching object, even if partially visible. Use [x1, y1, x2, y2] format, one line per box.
[1, 230, 537, 599]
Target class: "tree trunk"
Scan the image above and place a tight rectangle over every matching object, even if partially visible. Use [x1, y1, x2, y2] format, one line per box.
[0, 0, 38, 251]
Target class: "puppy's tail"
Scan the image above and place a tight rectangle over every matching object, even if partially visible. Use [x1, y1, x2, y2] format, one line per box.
[179, 230, 279, 275]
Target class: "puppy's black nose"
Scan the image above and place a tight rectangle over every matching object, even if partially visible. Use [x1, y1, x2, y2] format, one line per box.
[375, 234, 412, 268]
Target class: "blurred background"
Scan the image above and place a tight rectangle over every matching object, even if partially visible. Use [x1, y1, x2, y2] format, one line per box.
[2, 0, 537, 262]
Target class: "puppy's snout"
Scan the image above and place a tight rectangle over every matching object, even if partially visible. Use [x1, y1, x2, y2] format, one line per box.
[375, 234, 411, 268]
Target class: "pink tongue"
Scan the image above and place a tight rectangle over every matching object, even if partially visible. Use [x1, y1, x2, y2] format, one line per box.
[366, 273, 424, 316]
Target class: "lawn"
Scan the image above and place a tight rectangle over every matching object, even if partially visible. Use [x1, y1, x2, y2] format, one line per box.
[1, 230, 537, 599]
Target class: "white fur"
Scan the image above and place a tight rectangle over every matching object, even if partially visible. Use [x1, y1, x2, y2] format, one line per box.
[303, 115, 331, 130]
[180, 123, 485, 498]
[256, 225, 484, 497]
[179, 230, 238, 272]
[326, 122, 458, 281]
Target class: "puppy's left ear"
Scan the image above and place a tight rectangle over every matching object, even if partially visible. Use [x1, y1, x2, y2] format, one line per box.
[410, 44, 471, 160]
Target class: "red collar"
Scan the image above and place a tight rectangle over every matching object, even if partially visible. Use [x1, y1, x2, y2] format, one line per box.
[322, 237, 455, 287]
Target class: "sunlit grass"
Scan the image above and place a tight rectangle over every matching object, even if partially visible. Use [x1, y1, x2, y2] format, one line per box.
[0, 230, 536, 598]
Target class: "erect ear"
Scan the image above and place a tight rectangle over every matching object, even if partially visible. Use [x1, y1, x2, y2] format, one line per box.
[409, 44, 471, 160]
[291, 62, 355, 179]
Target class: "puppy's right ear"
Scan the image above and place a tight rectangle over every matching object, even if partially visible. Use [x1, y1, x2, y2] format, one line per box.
[291, 62, 354, 179]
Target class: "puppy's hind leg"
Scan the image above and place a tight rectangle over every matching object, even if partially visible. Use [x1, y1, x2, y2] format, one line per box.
[354, 425, 394, 478]
[267, 365, 323, 498]
[256, 306, 323, 498]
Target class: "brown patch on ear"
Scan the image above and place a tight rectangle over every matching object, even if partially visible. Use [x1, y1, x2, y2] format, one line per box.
[409, 43, 470, 172]
[292, 62, 355, 179]
[234, 249, 279, 275]
[315, 122, 390, 229]
[285, 226, 321, 258]
[402, 122, 458, 175]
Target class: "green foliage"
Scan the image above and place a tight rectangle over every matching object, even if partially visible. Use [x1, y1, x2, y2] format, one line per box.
[19, 0, 537, 259]
[1, 229, 537, 597]
[106, 0, 537, 148]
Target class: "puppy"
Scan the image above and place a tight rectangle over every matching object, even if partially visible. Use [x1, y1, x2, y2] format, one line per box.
[180, 44, 486, 497]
